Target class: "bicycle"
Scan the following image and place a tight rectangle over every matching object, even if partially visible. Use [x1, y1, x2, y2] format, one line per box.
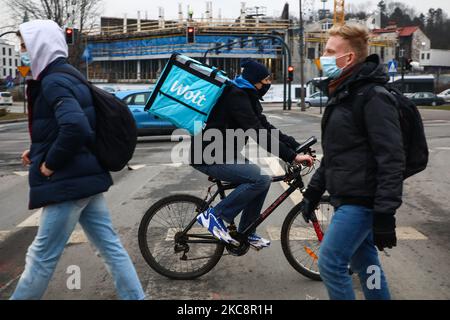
[138, 136, 334, 281]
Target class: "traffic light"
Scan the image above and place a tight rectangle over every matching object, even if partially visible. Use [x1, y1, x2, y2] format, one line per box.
[65, 27, 74, 45]
[288, 66, 294, 82]
[186, 27, 195, 43]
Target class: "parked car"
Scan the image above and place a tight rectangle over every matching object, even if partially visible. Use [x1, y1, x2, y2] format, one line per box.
[115, 90, 177, 136]
[438, 89, 450, 102]
[298, 92, 328, 108]
[0, 92, 13, 106]
[409, 92, 446, 106]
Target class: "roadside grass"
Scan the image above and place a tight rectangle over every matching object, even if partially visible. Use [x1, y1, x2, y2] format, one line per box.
[418, 104, 450, 111]
[0, 112, 28, 122]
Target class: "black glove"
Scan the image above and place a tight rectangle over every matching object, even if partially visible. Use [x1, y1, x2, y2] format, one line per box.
[301, 187, 323, 223]
[373, 214, 397, 251]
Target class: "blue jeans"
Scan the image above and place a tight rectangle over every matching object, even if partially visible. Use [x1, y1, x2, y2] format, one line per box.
[318, 205, 391, 300]
[193, 162, 271, 233]
[10, 194, 145, 300]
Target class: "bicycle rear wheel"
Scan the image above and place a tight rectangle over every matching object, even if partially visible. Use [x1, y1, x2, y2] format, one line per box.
[281, 198, 334, 281]
[138, 194, 225, 280]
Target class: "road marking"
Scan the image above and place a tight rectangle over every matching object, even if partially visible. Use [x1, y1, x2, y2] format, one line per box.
[13, 171, 29, 177]
[0, 230, 11, 242]
[435, 147, 450, 151]
[165, 227, 207, 241]
[268, 115, 284, 120]
[68, 230, 88, 244]
[128, 164, 146, 171]
[266, 226, 428, 241]
[17, 209, 42, 228]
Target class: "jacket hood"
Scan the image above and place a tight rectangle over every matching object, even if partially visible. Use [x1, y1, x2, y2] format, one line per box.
[19, 20, 68, 80]
[232, 76, 257, 91]
[352, 54, 389, 86]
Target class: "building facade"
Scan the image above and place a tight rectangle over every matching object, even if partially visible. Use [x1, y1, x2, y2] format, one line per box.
[0, 40, 20, 80]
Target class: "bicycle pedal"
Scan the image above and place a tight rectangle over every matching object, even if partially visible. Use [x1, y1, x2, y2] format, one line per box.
[250, 244, 263, 251]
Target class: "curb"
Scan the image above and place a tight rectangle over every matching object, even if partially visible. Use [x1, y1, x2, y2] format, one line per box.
[0, 119, 28, 125]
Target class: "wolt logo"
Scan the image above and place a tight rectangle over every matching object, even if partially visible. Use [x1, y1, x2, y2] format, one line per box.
[170, 80, 207, 107]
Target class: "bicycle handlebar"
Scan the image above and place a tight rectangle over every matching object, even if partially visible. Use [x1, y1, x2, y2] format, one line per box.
[295, 136, 318, 154]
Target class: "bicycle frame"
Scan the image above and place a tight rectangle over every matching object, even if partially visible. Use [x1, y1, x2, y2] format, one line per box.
[180, 166, 324, 245]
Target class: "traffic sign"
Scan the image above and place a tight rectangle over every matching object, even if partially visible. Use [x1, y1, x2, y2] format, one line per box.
[17, 66, 30, 78]
[388, 60, 398, 75]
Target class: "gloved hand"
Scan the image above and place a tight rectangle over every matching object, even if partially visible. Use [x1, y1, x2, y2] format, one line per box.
[300, 187, 323, 223]
[373, 214, 397, 251]
[300, 198, 317, 223]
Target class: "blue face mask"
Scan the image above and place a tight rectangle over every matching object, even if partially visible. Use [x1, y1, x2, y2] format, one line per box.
[320, 54, 349, 79]
[20, 52, 31, 67]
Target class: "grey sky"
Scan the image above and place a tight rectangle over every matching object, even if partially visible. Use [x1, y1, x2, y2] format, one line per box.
[1, 0, 449, 30]
[102, 0, 450, 20]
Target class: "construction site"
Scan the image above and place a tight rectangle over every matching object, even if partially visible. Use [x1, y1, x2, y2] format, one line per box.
[83, 1, 401, 85]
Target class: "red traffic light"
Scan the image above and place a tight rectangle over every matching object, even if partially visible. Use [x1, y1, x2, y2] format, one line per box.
[186, 27, 195, 43]
[65, 27, 74, 45]
[288, 66, 295, 72]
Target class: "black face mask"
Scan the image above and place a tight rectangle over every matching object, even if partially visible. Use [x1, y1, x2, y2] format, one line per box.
[258, 83, 272, 98]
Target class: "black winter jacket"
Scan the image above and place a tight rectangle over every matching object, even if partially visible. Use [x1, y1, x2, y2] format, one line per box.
[190, 85, 300, 165]
[306, 54, 405, 218]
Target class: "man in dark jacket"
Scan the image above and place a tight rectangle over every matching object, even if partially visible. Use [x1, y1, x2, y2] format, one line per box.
[11, 20, 145, 300]
[301, 24, 405, 300]
[191, 59, 314, 249]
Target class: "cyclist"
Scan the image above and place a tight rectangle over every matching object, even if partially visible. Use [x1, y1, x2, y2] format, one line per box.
[191, 59, 314, 248]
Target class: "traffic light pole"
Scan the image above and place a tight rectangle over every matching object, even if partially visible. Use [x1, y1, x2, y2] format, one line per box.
[203, 34, 293, 110]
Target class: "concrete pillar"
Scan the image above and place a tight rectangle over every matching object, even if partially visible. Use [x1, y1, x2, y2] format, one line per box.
[137, 60, 141, 81]
[137, 11, 141, 32]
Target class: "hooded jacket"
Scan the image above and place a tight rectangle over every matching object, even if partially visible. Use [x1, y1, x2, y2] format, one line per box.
[20, 20, 113, 209]
[190, 76, 300, 165]
[306, 54, 405, 218]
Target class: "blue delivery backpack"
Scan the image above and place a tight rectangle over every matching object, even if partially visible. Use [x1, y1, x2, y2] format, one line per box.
[145, 53, 231, 135]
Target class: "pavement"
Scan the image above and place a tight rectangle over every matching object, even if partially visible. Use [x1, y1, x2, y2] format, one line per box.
[0, 104, 449, 300]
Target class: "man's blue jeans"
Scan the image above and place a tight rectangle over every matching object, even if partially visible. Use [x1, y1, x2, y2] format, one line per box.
[193, 162, 271, 233]
[318, 205, 391, 300]
[10, 194, 145, 300]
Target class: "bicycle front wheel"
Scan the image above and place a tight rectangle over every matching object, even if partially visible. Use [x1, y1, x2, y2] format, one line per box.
[138, 195, 225, 280]
[281, 198, 334, 281]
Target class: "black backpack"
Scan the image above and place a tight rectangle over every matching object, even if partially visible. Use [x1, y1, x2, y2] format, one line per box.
[352, 83, 429, 179]
[52, 67, 138, 172]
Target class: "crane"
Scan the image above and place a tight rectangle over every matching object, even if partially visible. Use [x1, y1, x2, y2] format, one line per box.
[333, 0, 345, 25]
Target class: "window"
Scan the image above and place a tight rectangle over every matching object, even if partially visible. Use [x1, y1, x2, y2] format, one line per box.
[123, 95, 134, 105]
[2, 58, 5, 65]
[427, 53, 430, 60]
[9, 59, 12, 66]
[133, 93, 148, 105]
[2, 47, 5, 55]
[9, 48, 12, 56]
[421, 53, 425, 60]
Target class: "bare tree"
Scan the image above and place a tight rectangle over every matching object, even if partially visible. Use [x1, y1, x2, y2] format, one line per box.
[4, 0, 103, 68]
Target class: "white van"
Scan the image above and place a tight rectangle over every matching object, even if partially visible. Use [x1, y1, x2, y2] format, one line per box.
[0, 92, 13, 106]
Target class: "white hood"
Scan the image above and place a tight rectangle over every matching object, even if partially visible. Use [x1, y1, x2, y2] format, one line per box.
[19, 20, 68, 80]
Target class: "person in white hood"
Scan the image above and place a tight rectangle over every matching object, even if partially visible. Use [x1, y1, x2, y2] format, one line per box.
[11, 20, 146, 300]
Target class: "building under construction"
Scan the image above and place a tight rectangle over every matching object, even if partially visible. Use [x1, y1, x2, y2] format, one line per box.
[84, 2, 399, 84]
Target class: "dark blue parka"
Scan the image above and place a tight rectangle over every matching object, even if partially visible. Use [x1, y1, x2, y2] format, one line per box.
[26, 58, 113, 209]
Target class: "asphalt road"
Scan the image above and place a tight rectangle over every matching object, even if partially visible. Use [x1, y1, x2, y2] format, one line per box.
[0, 106, 449, 300]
